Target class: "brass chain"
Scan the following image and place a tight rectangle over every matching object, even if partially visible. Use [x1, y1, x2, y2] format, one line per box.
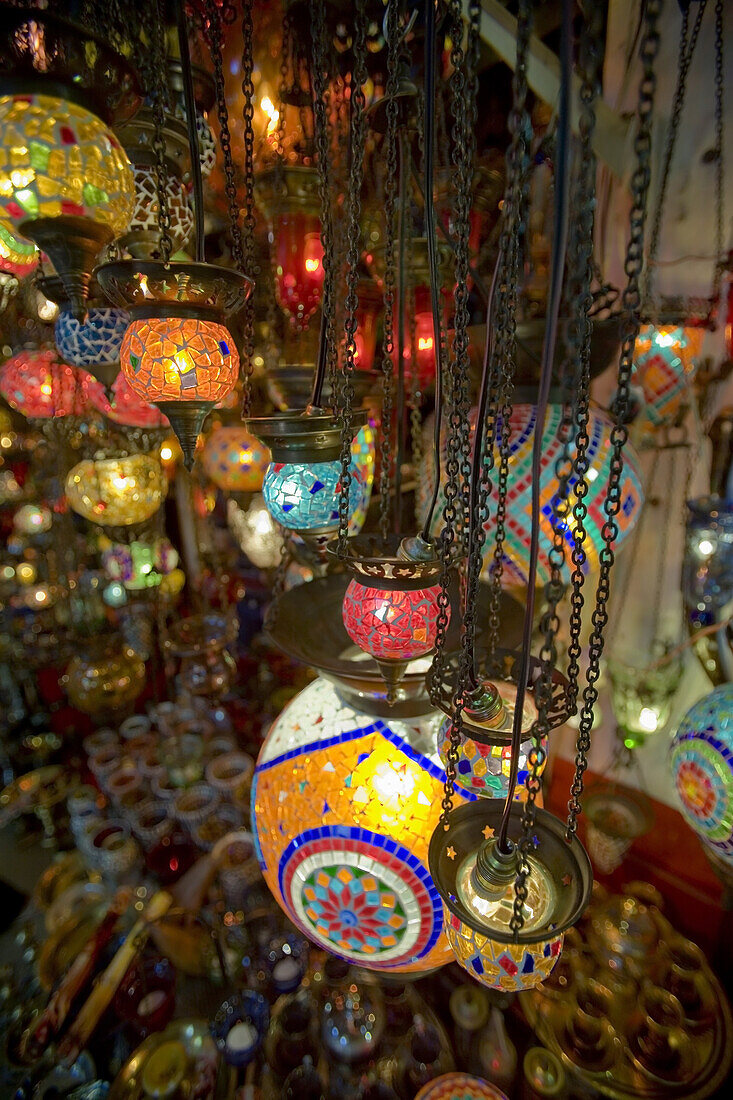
[378, 0, 400, 542]
[566, 0, 663, 841]
[336, 0, 368, 552]
[240, 0, 256, 415]
[311, 0, 337, 397]
[150, 0, 173, 264]
[205, 0, 245, 272]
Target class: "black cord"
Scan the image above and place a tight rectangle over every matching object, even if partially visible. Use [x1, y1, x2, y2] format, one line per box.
[176, 0, 205, 264]
[497, 0, 573, 853]
[420, 0, 446, 543]
[310, 306, 329, 408]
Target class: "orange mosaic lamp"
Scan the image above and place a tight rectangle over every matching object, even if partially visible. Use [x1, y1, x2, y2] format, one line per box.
[201, 425, 271, 494]
[96, 260, 252, 468]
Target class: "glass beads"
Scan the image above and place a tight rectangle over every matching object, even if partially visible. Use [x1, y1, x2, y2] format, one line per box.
[55, 306, 130, 367]
[251, 677, 469, 973]
[343, 582, 442, 661]
[65, 454, 165, 526]
[0, 94, 134, 234]
[202, 426, 271, 493]
[120, 317, 240, 404]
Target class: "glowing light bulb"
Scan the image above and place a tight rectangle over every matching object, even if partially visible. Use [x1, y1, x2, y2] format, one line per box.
[698, 538, 714, 556]
[638, 707, 659, 733]
[160, 446, 173, 462]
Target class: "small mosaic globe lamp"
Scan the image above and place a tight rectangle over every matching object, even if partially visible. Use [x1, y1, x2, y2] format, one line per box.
[54, 305, 130, 383]
[0, 348, 105, 419]
[669, 684, 733, 865]
[251, 676, 470, 975]
[418, 405, 644, 588]
[64, 639, 146, 716]
[0, 218, 38, 277]
[65, 454, 165, 526]
[201, 425, 271, 493]
[106, 373, 170, 430]
[0, 94, 134, 319]
[415, 1074, 509, 1100]
[102, 538, 178, 591]
[338, 534, 444, 704]
[633, 324, 704, 428]
[120, 166, 194, 260]
[429, 801, 592, 992]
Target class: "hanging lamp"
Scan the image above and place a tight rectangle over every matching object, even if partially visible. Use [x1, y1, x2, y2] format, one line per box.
[0, 8, 140, 320]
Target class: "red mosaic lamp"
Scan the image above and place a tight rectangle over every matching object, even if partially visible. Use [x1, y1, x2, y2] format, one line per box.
[0, 348, 105, 419]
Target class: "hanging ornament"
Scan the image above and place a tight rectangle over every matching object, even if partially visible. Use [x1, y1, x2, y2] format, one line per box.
[201, 425, 271, 493]
[54, 305, 129, 378]
[255, 165, 324, 331]
[13, 503, 53, 536]
[252, 676, 469, 974]
[101, 537, 178, 592]
[669, 684, 733, 866]
[607, 647, 684, 748]
[418, 405, 644, 587]
[65, 454, 165, 526]
[0, 349, 105, 419]
[0, 219, 38, 277]
[632, 324, 704, 428]
[583, 786, 653, 875]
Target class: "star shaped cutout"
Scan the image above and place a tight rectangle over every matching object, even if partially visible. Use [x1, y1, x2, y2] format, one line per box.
[447, 846, 457, 860]
[562, 873, 572, 887]
[482, 825, 495, 840]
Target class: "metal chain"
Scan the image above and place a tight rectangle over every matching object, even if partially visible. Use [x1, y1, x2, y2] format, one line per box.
[643, 0, 706, 312]
[407, 270, 423, 475]
[711, 0, 725, 305]
[240, 0, 256, 415]
[378, 0, 400, 542]
[205, 0, 245, 272]
[150, 0, 173, 264]
[311, 0, 337, 398]
[566, 0, 663, 840]
[336, 0, 368, 553]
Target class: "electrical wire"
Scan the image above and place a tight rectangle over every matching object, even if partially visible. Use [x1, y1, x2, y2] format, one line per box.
[497, 0, 573, 854]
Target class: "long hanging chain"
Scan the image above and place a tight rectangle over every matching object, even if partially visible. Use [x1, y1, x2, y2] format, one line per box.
[240, 0, 256, 415]
[311, 0, 337, 400]
[378, 0, 400, 542]
[205, 0, 245, 272]
[566, 0, 663, 842]
[711, 0, 724, 306]
[642, 0, 706, 312]
[150, 0, 173, 264]
[336, 0, 368, 553]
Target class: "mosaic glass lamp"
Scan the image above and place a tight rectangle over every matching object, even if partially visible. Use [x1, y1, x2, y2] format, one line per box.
[65, 454, 165, 526]
[227, 495, 283, 570]
[415, 1074, 508, 1100]
[121, 166, 194, 260]
[0, 218, 38, 277]
[102, 537, 179, 592]
[338, 534, 444, 703]
[64, 639, 146, 716]
[669, 684, 733, 864]
[106, 373, 170, 430]
[0, 348, 105, 418]
[201, 425, 271, 493]
[251, 676, 470, 974]
[55, 305, 129, 372]
[0, 94, 134, 318]
[418, 404, 644, 587]
[429, 801, 592, 992]
[633, 324, 704, 428]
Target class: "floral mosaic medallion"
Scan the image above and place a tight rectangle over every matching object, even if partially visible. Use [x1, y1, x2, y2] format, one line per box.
[670, 684, 733, 858]
[278, 826, 442, 967]
[414, 1072, 509, 1100]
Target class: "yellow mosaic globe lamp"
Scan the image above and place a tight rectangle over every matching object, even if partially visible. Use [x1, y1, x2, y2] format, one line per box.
[65, 454, 165, 527]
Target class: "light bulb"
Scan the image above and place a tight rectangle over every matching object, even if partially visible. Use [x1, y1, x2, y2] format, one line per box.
[638, 707, 659, 733]
[698, 538, 714, 556]
[456, 849, 554, 931]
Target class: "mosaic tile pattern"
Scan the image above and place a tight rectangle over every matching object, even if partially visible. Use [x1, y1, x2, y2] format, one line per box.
[262, 457, 368, 533]
[0, 94, 133, 234]
[437, 716, 546, 796]
[417, 404, 644, 587]
[349, 424, 376, 533]
[343, 580, 442, 661]
[128, 166, 194, 252]
[633, 325, 703, 428]
[252, 677, 470, 972]
[102, 538, 178, 590]
[106, 374, 169, 429]
[670, 684, 733, 859]
[444, 910, 564, 992]
[0, 349, 105, 418]
[65, 455, 165, 526]
[55, 307, 129, 367]
[0, 218, 37, 276]
[415, 1073, 509, 1100]
[121, 317, 239, 404]
[202, 426, 271, 492]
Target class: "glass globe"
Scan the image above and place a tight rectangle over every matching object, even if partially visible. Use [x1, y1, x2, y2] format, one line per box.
[65, 454, 165, 526]
[102, 538, 178, 591]
[202, 426, 271, 493]
[107, 374, 170, 430]
[437, 714, 547, 798]
[227, 495, 283, 570]
[64, 641, 145, 716]
[273, 210, 325, 330]
[342, 581, 442, 662]
[418, 404, 644, 587]
[126, 165, 194, 255]
[120, 316, 240, 405]
[0, 348, 106, 418]
[414, 1074, 508, 1100]
[669, 684, 733, 863]
[55, 306, 129, 367]
[633, 324, 704, 427]
[0, 94, 133, 234]
[0, 218, 37, 276]
[251, 676, 469, 974]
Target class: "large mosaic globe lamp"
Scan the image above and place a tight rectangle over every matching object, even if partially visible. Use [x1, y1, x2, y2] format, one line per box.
[0, 348, 105, 419]
[0, 94, 134, 318]
[251, 676, 471, 974]
[670, 684, 733, 868]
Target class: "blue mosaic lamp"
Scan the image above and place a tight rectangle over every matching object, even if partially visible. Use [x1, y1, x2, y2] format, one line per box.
[55, 306, 130, 381]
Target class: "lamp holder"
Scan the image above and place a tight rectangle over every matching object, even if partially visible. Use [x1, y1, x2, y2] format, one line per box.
[246, 408, 368, 464]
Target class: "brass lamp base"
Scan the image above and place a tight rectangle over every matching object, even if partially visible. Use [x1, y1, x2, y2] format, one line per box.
[21, 216, 113, 322]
